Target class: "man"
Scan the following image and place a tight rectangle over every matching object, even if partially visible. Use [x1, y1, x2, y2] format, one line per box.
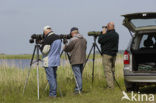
[41, 26, 62, 97]
[64, 27, 87, 93]
[98, 22, 119, 89]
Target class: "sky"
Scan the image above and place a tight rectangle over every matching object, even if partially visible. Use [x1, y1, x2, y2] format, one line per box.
[0, 0, 156, 54]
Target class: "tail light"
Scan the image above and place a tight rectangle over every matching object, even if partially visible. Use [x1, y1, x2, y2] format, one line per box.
[124, 50, 130, 65]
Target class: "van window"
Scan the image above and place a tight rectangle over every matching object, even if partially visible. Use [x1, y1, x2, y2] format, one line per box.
[131, 19, 156, 28]
[139, 34, 156, 49]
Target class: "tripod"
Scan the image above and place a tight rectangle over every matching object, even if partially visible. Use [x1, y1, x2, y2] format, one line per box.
[83, 36, 102, 84]
[23, 43, 41, 100]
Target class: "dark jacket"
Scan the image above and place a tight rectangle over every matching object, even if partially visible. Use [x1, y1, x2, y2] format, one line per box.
[41, 32, 70, 51]
[64, 34, 87, 65]
[41, 32, 61, 51]
[98, 30, 119, 56]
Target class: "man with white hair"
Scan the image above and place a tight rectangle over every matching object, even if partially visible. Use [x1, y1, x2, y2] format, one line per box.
[98, 22, 119, 89]
[41, 26, 62, 98]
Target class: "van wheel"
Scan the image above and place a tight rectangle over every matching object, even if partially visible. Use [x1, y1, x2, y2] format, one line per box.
[124, 81, 139, 92]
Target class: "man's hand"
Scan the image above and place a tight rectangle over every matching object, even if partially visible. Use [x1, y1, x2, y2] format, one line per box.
[63, 39, 68, 44]
[102, 28, 107, 34]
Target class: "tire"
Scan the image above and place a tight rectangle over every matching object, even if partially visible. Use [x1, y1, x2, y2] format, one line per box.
[124, 80, 139, 92]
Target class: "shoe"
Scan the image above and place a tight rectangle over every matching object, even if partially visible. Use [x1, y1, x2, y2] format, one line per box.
[74, 90, 82, 95]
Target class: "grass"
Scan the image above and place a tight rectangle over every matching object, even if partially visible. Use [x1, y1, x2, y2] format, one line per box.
[0, 54, 33, 59]
[0, 55, 155, 103]
[0, 54, 70, 59]
[0, 53, 122, 59]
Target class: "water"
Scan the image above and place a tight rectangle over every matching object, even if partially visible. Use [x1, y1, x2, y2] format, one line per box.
[0, 59, 70, 69]
[0, 59, 32, 69]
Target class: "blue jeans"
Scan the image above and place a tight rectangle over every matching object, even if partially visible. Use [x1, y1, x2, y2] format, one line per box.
[72, 64, 83, 92]
[45, 67, 57, 97]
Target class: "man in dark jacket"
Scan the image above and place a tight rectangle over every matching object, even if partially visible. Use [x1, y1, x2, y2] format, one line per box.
[64, 27, 87, 93]
[98, 22, 119, 88]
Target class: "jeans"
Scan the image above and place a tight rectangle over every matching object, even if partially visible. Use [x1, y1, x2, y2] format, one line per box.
[72, 64, 83, 92]
[45, 67, 57, 97]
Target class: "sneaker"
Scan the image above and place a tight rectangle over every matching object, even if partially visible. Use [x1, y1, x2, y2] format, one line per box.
[74, 90, 82, 94]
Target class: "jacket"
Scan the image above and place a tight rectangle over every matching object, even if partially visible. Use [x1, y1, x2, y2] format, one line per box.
[98, 29, 119, 56]
[42, 32, 62, 67]
[64, 34, 87, 65]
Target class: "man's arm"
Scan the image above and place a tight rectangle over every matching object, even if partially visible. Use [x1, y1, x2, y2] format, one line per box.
[40, 34, 61, 51]
[98, 27, 108, 44]
[98, 34, 109, 44]
[64, 40, 75, 52]
[43, 34, 61, 45]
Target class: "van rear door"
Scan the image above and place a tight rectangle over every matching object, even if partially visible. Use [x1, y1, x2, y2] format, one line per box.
[122, 12, 156, 33]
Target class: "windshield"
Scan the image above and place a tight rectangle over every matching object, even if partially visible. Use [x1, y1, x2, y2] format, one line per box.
[131, 19, 156, 28]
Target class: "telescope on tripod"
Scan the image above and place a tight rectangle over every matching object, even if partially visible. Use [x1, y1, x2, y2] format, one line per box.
[83, 31, 102, 84]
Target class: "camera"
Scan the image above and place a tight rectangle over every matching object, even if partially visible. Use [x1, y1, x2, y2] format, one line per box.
[29, 33, 71, 44]
[88, 26, 107, 37]
[29, 34, 44, 44]
[59, 34, 71, 40]
[60, 34, 72, 44]
[88, 31, 101, 36]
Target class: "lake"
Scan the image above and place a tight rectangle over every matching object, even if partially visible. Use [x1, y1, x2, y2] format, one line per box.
[0, 59, 70, 69]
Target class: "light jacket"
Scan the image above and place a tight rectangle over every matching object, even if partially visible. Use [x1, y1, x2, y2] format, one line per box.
[42, 32, 62, 67]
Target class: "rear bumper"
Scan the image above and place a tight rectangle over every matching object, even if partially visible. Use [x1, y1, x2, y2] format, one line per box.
[124, 67, 156, 82]
[124, 75, 156, 82]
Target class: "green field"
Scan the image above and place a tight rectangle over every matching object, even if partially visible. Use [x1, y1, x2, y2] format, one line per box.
[0, 55, 155, 103]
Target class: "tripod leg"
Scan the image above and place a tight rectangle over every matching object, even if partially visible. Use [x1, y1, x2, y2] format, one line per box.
[92, 45, 96, 84]
[44, 82, 49, 91]
[65, 52, 81, 95]
[83, 45, 94, 69]
[60, 50, 64, 57]
[37, 64, 39, 100]
[23, 67, 32, 95]
[95, 44, 102, 55]
[72, 67, 81, 94]
[30, 45, 37, 66]
[23, 45, 37, 95]
[73, 73, 81, 95]
[65, 53, 68, 62]
[58, 83, 63, 97]
[66, 53, 71, 61]
[58, 51, 64, 97]
[114, 78, 122, 91]
[36, 46, 40, 100]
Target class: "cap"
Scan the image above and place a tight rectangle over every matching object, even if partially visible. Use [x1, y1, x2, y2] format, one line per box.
[70, 27, 78, 33]
[43, 25, 51, 31]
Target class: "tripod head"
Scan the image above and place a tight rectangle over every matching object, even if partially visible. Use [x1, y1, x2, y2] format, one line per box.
[90, 35, 99, 45]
